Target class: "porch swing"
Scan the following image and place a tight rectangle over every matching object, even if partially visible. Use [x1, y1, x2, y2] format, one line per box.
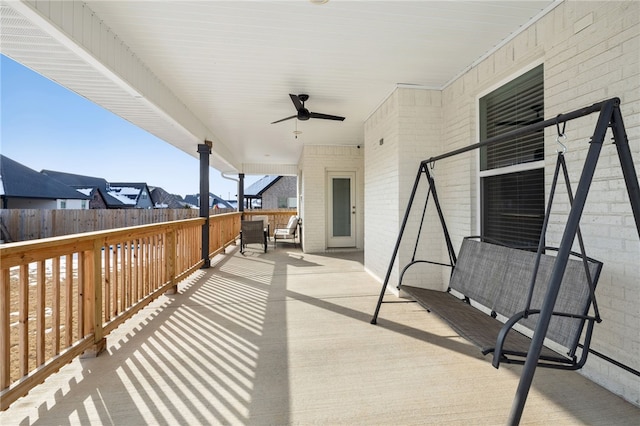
[370, 98, 640, 425]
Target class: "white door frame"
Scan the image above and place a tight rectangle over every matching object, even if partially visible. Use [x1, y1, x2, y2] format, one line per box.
[327, 171, 356, 248]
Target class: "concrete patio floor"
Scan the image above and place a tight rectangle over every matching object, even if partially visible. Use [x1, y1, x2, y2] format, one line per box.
[2, 243, 638, 425]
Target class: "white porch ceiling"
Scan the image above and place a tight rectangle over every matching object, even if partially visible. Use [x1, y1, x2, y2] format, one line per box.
[1, 0, 557, 175]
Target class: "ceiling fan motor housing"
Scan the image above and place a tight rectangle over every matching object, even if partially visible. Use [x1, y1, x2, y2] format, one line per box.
[297, 108, 311, 120]
[297, 94, 310, 120]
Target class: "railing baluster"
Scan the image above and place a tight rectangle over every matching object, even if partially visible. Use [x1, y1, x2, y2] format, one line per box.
[144, 236, 148, 297]
[150, 235, 156, 292]
[0, 269, 9, 389]
[90, 240, 104, 354]
[127, 240, 133, 308]
[116, 243, 122, 315]
[104, 245, 111, 322]
[19, 265, 28, 377]
[65, 254, 73, 348]
[53, 257, 61, 355]
[119, 240, 125, 311]
[78, 252, 85, 338]
[36, 260, 45, 367]
[133, 239, 137, 305]
[167, 229, 176, 293]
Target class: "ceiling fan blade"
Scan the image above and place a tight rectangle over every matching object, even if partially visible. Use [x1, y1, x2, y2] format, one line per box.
[309, 112, 345, 121]
[289, 94, 303, 111]
[271, 114, 297, 124]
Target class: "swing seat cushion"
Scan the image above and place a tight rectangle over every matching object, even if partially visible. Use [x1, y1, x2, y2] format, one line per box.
[401, 286, 564, 361]
[402, 238, 602, 366]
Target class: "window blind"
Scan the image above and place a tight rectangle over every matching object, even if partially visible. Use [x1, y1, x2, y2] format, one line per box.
[482, 169, 545, 247]
[479, 64, 545, 247]
[480, 64, 544, 171]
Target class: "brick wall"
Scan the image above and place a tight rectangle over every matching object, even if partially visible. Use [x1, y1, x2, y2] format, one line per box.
[364, 88, 444, 289]
[364, 91, 400, 283]
[539, 1, 639, 404]
[364, 0, 639, 405]
[299, 145, 364, 253]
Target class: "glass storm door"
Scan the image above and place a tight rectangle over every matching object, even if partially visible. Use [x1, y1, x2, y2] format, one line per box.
[327, 172, 356, 248]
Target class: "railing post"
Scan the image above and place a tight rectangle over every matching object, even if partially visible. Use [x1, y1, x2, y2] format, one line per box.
[83, 240, 106, 357]
[198, 141, 212, 268]
[239, 173, 245, 214]
[166, 228, 177, 294]
[223, 216, 228, 248]
[0, 269, 9, 390]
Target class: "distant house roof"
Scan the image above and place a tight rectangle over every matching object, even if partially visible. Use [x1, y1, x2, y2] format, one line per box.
[150, 187, 185, 209]
[108, 183, 150, 206]
[183, 194, 199, 207]
[1, 155, 88, 200]
[212, 194, 233, 209]
[41, 169, 109, 189]
[244, 175, 281, 197]
[183, 193, 234, 209]
[41, 169, 126, 207]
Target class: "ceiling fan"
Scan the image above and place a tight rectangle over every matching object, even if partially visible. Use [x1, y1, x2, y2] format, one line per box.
[271, 94, 345, 124]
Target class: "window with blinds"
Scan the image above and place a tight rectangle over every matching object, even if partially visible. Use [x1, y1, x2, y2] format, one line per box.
[479, 64, 544, 247]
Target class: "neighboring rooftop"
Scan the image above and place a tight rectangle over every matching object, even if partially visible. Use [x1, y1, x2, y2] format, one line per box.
[108, 183, 148, 205]
[183, 193, 234, 209]
[244, 175, 280, 197]
[42, 169, 129, 208]
[1, 155, 88, 200]
[41, 169, 110, 190]
[150, 187, 187, 209]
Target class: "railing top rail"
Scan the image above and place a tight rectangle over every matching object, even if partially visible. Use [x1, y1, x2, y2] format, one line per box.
[0, 217, 210, 253]
[209, 212, 242, 219]
[1, 212, 242, 257]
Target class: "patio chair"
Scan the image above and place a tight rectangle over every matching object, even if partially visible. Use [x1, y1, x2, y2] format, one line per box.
[252, 215, 271, 241]
[240, 220, 267, 253]
[273, 215, 299, 248]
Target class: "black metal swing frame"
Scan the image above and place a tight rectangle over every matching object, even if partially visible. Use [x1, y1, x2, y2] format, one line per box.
[370, 97, 640, 425]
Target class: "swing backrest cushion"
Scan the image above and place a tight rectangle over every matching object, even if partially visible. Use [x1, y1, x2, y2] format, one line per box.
[449, 239, 505, 310]
[449, 238, 602, 352]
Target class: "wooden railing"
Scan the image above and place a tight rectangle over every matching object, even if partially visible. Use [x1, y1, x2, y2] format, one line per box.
[0, 212, 240, 410]
[0, 208, 236, 243]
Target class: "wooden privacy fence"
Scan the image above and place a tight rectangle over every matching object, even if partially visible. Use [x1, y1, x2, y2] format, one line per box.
[0, 212, 241, 410]
[0, 208, 291, 243]
[0, 208, 237, 243]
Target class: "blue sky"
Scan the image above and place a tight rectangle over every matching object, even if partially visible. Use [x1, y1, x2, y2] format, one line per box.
[1, 54, 257, 199]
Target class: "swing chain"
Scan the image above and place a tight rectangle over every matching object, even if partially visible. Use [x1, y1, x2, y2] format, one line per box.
[556, 114, 568, 154]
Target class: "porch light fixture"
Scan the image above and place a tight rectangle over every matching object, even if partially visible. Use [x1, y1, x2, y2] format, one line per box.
[309, 0, 329, 4]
